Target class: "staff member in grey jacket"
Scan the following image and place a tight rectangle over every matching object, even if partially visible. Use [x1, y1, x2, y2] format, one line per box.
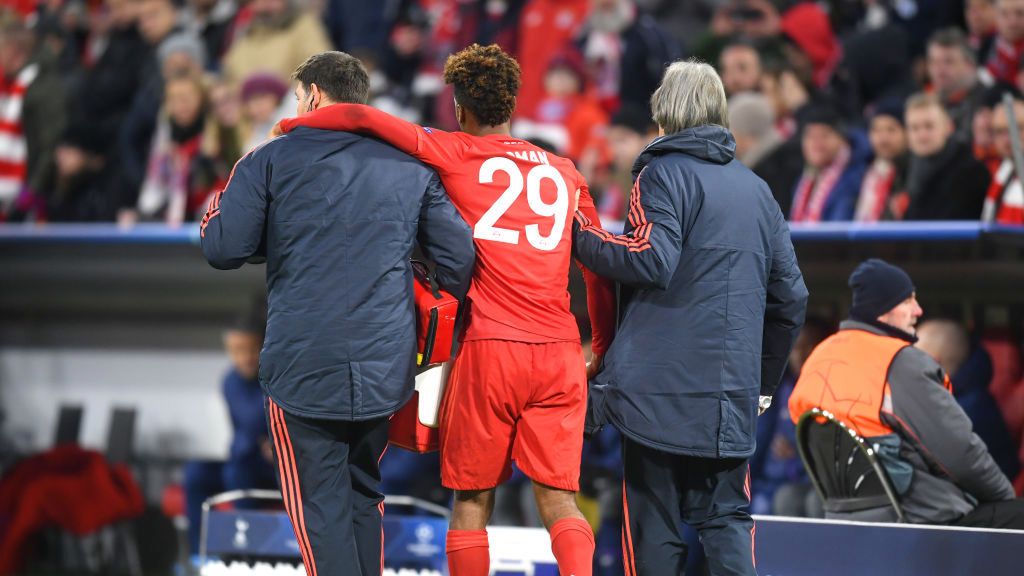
[791, 259, 1024, 528]
[573, 60, 808, 575]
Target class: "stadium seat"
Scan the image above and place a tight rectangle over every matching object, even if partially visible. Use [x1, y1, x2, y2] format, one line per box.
[1002, 384, 1024, 447]
[981, 334, 1023, 405]
[796, 408, 903, 522]
[53, 404, 83, 447]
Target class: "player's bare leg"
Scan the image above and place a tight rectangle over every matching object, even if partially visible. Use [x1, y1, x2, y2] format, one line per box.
[534, 482, 595, 576]
[451, 489, 496, 529]
[447, 489, 496, 576]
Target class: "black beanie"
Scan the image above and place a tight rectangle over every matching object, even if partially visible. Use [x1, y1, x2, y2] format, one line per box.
[848, 259, 915, 321]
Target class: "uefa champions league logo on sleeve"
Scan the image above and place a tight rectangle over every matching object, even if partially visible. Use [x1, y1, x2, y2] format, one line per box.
[233, 518, 250, 549]
[407, 522, 441, 556]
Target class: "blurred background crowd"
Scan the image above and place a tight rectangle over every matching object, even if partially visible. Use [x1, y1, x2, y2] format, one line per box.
[2, 0, 1024, 227]
[2, 0, 1024, 574]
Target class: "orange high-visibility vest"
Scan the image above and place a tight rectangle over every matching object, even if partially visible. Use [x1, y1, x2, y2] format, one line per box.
[789, 328, 950, 437]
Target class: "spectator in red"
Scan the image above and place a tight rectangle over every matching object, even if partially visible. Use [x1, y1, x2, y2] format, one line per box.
[986, 0, 1024, 84]
[902, 93, 991, 220]
[577, 0, 682, 115]
[515, 0, 589, 122]
[779, 2, 841, 90]
[528, 54, 607, 161]
[967, 0, 999, 64]
[134, 72, 210, 225]
[719, 39, 762, 96]
[856, 101, 908, 222]
[790, 105, 869, 222]
[928, 28, 990, 145]
[983, 97, 1024, 223]
[0, 20, 65, 222]
[972, 83, 1022, 172]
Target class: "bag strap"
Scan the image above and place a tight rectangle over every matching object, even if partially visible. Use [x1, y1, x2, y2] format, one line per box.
[411, 259, 442, 299]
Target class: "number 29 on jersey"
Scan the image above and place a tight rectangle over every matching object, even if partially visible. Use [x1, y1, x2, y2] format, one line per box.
[473, 156, 571, 252]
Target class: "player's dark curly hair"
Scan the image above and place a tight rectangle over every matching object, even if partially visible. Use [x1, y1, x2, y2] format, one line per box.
[444, 43, 521, 127]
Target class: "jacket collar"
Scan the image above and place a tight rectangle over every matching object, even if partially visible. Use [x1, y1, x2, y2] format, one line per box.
[632, 124, 736, 179]
[841, 318, 918, 343]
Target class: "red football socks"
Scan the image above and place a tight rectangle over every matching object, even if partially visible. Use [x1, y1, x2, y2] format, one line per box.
[550, 517, 595, 576]
[446, 529, 490, 576]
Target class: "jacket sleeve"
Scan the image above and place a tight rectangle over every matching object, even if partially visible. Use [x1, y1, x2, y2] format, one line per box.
[571, 164, 682, 290]
[200, 154, 268, 270]
[760, 206, 809, 396]
[574, 180, 616, 357]
[887, 347, 1015, 503]
[278, 104, 465, 169]
[417, 173, 475, 301]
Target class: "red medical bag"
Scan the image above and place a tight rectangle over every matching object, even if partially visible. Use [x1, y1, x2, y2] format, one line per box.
[388, 262, 458, 453]
[412, 261, 458, 367]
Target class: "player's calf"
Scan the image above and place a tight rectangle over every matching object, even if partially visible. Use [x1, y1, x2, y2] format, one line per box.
[534, 482, 595, 576]
[447, 489, 496, 576]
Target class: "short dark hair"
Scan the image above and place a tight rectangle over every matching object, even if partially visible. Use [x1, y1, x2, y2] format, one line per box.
[293, 51, 369, 105]
[444, 43, 521, 126]
[928, 27, 976, 64]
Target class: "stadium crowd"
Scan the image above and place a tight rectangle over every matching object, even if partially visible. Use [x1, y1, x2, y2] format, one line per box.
[1, 0, 1024, 226]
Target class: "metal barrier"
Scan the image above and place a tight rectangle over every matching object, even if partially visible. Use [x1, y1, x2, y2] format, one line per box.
[1, 221, 1022, 245]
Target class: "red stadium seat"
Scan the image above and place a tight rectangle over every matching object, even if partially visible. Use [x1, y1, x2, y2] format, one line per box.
[981, 334, 1023, 405]
[161, 484, 185, 520]
[1002, 384, 1024, 447]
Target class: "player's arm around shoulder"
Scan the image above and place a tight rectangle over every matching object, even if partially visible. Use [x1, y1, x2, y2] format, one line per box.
[571, 160, 683, 289]
[200, 144, 273, 270]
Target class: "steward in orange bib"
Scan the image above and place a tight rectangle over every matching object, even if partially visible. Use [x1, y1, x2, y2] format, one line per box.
[790, 259, 1024, 527]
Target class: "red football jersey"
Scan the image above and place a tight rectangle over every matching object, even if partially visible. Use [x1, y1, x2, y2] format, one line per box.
[280, 105, 615, 353]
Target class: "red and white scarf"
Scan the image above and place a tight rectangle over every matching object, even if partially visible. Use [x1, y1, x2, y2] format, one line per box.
[0, 63, 39, 207]
[855, 159, 896, 222]
[791, 144, 850, 222]
[983, 159, 1024, 225]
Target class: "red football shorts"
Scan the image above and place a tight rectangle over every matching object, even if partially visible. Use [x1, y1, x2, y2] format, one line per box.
[439, 339, 586, 492]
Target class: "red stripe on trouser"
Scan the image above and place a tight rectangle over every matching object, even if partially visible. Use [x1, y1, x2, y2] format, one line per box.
[274, 404, 319, 576]
[378, 444, 388, 574]
[268, 404, 312, 576]
[743, 467, 751, 501]
[622, 479, 637, 576]
[745, 465, 755, 568]
[751, 523, 757, 568]
[270, 402, 318, 576]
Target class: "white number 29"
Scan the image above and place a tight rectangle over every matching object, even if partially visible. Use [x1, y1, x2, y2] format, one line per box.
[474, 157, 569, 251]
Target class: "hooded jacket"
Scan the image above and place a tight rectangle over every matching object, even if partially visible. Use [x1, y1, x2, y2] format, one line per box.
[573, 125, 808, 458]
